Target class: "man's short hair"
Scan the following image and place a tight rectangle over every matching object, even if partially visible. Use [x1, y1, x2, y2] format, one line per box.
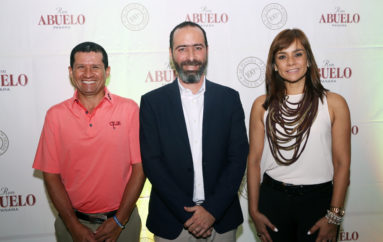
[169, 21, 208, 51]
[70, 42, 108, 69]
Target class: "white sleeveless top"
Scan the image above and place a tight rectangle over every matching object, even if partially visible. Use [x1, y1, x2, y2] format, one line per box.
[261, 94, 333, 185]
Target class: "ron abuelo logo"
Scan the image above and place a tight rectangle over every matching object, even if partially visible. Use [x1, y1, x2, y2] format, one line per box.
[319, 60, 352, 83]
[146, 63, 176, 85]
[38, 7, 85, 29]
[186, 6, 229, 27]
[0, 187, 36, 212]
[0, 70, 29, 91]
[339, 228, 359, 241]
[319, 7, 360, 27]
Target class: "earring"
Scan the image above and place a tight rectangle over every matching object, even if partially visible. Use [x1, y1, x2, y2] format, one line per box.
[307, 63, 310, 67]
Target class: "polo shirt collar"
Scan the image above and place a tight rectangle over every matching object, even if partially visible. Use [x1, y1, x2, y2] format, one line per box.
[71, 87, 113, 108]
[72, 87, 113, 104]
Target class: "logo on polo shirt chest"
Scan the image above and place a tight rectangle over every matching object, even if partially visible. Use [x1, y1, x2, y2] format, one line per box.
[109, 121, 121, 129]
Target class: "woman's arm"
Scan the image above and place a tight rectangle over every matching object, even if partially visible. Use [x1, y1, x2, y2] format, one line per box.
[328, 92, 351, 208]
[309, 92, 351, 242]
[247, 95, 277, 242]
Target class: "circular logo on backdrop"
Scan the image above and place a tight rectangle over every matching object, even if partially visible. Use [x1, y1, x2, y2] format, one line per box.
[121, 3, 149, 31]
[262, 3, 287, 30]
[0, 130, 9, 156]
[237, 57, 266, 88]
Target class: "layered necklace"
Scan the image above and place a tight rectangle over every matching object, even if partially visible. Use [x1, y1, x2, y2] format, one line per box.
[266, 92, 318, 165]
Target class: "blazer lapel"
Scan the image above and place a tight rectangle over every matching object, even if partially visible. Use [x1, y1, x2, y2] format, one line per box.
[168, 80, 193, 157]
[202, 80, 215, 148]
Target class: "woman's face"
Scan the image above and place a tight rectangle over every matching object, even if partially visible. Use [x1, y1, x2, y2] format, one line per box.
[274, 40, 309, 84]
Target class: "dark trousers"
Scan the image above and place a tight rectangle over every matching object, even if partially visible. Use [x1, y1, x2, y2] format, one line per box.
[259, 174, 333, 242]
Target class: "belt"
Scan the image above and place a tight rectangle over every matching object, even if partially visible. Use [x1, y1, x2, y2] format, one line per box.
[262, 173, 332, 195]
[75, 210, 117, 224]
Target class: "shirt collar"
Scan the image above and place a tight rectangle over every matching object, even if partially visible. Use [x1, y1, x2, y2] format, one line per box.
[71, 87, 113, 108]
[177, 77, 206, 96]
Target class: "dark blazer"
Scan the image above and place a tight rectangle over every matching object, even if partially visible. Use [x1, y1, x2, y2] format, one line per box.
[139, 79, 248, 239]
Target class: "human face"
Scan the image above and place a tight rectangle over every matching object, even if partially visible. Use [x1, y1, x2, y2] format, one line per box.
[170, 26, 207, 84]
[274, 40, 308, 84]
[69, 51, 110, 99]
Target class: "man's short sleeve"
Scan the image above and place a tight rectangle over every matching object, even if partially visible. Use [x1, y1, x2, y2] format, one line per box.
[33, 110, 60, 173]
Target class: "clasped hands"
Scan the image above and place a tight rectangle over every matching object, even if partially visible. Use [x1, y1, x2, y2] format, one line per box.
[70, 217, 123, 242]
[184, 205, 216, 238]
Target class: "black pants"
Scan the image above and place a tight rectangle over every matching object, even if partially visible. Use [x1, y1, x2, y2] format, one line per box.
[259, 174, 333, 242]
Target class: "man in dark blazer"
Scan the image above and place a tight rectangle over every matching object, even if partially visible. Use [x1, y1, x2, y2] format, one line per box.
[139, 21, 249, 241]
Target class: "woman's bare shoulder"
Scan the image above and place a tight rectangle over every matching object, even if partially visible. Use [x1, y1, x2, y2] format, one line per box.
[252, 94, 267, 109]
[326, 91, 348, 109]
[250, 94, 267, 121]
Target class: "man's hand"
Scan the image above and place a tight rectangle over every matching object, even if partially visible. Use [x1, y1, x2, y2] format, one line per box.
[94, 217, 123, 242]
[68, 222, 97, 242]
[184, 205, 215, 238]
[308, 217, 338, 242]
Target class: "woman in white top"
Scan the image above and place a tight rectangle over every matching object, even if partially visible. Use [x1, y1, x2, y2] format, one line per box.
[247, 29, 351, 242]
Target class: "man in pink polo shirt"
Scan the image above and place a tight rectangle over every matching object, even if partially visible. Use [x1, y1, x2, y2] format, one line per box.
[33, 42, 145, 242]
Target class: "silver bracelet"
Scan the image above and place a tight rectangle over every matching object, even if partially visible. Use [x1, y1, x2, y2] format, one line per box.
[325, 210, 343, 225]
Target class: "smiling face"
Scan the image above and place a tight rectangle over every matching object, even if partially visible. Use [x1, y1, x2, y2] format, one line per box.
[69, 51, 110, 100]
[274, 40, 308, 84]
[170, 26, 208, 84]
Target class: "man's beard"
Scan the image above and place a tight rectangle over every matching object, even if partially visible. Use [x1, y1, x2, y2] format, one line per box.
[173, 59, 207, 84]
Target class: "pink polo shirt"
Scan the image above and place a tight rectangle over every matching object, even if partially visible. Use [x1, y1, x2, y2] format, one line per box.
[33, 89, 141, 213]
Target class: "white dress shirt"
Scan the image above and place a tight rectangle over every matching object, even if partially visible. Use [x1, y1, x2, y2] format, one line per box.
[178, 79, 206, 204]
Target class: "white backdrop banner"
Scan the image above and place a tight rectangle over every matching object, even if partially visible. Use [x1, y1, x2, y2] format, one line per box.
[1, 0, 382, 241]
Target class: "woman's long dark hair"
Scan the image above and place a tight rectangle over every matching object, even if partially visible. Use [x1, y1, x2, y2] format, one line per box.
[263, 29, 327, 110]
